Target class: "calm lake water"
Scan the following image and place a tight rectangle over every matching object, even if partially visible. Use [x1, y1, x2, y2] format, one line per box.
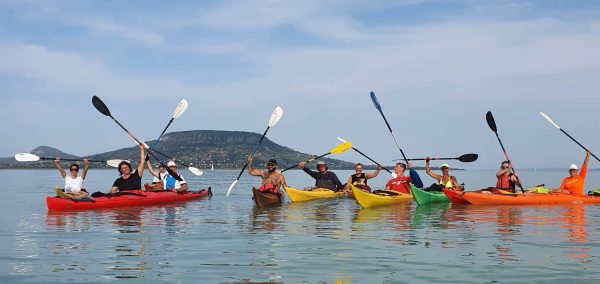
[1, 169, 599, 283]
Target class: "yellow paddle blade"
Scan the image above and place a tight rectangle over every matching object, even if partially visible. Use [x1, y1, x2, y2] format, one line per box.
[331, 142, 352, 155]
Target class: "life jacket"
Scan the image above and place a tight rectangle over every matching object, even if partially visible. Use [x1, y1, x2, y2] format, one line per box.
[259, 183, 281, 197]
[496, 174, 515, 192]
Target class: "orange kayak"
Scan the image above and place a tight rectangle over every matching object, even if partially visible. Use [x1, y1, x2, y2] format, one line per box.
[462, 191, 600, 205]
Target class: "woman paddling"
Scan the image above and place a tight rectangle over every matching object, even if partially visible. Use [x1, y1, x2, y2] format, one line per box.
[496, 161, 521, 193]
[425, 158, 459, 191]
[554, 151, 591, 196]
[54, 157, 90, 199]
[344, 163, 381, 193]
[110, 144, 145, 193]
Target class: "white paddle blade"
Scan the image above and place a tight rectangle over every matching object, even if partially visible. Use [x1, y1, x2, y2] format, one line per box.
[336, 137, 348, 143]
[135, 141, 150, 149]
[173, 99, 189, 119]
[540, 112, 560, 129]
[188, 167, 203, 176]
[107, 159, 128, 168]
[268, 106, 283, 127]
[14, 153, 40, 162]
[226, 180, 238, 196]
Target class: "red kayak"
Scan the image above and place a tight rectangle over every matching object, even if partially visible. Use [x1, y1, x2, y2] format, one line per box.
[462, 191, 600, 205]
[46, 188, 211, 211]
[442, 188, 470, 205]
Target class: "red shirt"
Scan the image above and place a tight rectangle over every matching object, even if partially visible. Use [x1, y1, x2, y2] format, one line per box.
[386, 176, 412, 194]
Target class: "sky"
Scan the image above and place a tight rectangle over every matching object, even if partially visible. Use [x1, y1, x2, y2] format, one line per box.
[1, 0, 600, 169]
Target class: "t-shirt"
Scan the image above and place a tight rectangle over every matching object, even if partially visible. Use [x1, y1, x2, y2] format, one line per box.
[112, 170, 142, 191]
[386, 176, 412, 194]
[64, 176, 84, 193]
[152, 172, 168, 183]
[559, 163, 588, 196]
[302, 168, 343, 190]
[164, 174, 186, 190]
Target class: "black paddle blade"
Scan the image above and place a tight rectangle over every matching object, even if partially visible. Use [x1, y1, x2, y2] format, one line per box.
[458, 153, 478, 162]
[486, 111, 497, 132]
[92, 95, 111, 116]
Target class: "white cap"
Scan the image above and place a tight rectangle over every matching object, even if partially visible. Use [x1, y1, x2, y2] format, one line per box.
[569, 164, 578, 170]
[167, 161, 176, 167]
[317, 161, 326, 165]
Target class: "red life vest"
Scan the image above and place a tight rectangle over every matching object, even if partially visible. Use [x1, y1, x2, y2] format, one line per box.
[496, 174, 515, 191]
[259, 184, 281, 197]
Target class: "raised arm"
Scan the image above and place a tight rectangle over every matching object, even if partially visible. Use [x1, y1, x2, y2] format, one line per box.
[137, 144, 145, 178]
[247, 155, 263, 177]
[54, 157, 66, 179]
[580, 150, 591, 178]
[496, 168, 509, 178]
[146, 160, 159, 178]
[81, 159, 90, 180]
[425, 159, 441, 181]
[366, 165, 382, 179]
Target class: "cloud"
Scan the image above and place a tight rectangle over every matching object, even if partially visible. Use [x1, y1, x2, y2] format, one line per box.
[77, 18, 165, 46]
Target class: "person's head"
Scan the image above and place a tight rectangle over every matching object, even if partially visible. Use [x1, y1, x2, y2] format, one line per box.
[267, 159, 278, 172]
[158, 165, 166, 173]
[500, 161, 510, 170]
[167, 161, 177, 172]
[118, 161, 132, 175]
[317, 161, 328, 173]
[355, 163, 363, 173]
[394, 162, 406, 175]
[568, 164, 578, 177]
[441, 163, 450, 174]
[69, 164, 79, 176]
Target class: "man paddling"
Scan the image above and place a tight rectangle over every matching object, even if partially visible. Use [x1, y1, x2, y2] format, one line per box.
[496, 161, 521, 193]
[344, 163, 381, 193]
[163, 161, 189, 192]
[299, 160, 344, 191]
[248, 155, 287, 197]
[555, 151, 591, 196]
[385, 162, 419, 194]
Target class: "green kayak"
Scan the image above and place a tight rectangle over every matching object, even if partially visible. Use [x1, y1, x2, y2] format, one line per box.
[410, 184, 450, 205]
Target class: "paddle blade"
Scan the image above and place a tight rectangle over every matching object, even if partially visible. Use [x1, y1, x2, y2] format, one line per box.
[134, 140, 150, 149]
[370, 92, 382, 112]
[268, 106, 284, 127]
[173, 99, 189, 119]
[331, 142, 352, 155]
[226, 180, 238, 196]
[187, 166, 203, 176]
[391, 173, 398, 178]
[457, 153, 479, 163]
[540, 112, 561, 129]
[486, 111, 497, 132]
[107, 159, 127, 168]
[336, 137, 348, 143]
[14, 153, 40, 162]
[92, 95, 111, 116]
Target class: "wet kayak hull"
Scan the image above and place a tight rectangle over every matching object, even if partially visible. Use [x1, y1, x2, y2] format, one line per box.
[284, 186, 345, 202]
[351, 184, 413, 208]
[462, 191, 600, 205]
[252, 187, 281, 208]
[410, 184, 450, 205]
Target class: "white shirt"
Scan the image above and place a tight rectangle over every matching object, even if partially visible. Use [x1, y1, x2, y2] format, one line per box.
[152, 172, 168, 183]
[64, 176, 84, 193]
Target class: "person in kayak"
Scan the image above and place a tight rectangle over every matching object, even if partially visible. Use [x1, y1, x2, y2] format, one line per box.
[248, 155, 287, 197]
[555, 151, 591, 196]
[54, 157, 90, 199]
[145, 161, 167, 191]
[425, 159, 459, 191]
[385, 162, 418, 194]
[163, 160, 189, 192]
[299, 160, 344, 191]
[496, 161, 521, 193]
[110, 144, 145, 193]
[344, 163, 381, 193]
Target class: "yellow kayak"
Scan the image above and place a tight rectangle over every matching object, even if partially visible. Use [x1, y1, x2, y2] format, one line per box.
[351, 184, 413, 208]
[284, 186, 345, 202]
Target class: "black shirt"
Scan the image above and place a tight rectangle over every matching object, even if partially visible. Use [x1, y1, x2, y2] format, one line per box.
[112, 170, 142, 191]
[302, 167, 344, 190]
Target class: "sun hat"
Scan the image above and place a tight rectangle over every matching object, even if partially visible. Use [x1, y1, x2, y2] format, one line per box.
[569, 164, 578, 170]
[441, 163, 450, 168]
[317, 161, 326, 165]
[167, 161, 176, 167]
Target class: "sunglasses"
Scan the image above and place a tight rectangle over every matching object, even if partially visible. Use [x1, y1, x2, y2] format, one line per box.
[267, 163, 276, 166]
[70, 168, 79, 171]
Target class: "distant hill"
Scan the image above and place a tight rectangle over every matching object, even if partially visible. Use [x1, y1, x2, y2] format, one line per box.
[0, 130, 357, 169]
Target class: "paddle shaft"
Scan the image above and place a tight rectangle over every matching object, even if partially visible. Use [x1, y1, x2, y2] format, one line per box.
[151, 118, 174, 149]
[43, 157, 105, 163]
[147, 147, 194, 168]
[281, 152, 330, 172]
[235, 126, 271, 180]
[558, 129, 600, 162]
[350, 147, 393, 174]
[407, 157, 460, 161]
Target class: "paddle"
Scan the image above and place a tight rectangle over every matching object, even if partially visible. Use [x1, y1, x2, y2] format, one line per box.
[370, 92, 422, 187]
[486, 111, 524, 193]
[394, 153, 479, 163]
[336, 137, 397, 178]
[14, 153, 125, 168]
[147, 148, 203, 176]
[281, 142, 352, 172]
[92, 95, 182, 181]
[226, 106, 284, 196]
[540, 112, 600, 162]
[151, 99, 188, 150]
